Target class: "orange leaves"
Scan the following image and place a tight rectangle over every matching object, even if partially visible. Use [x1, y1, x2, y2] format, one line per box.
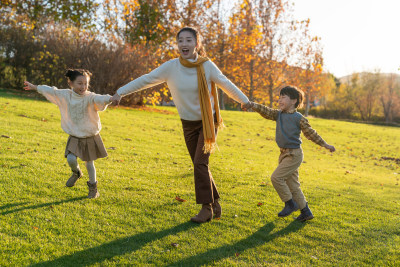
[175, 196, 186, 202]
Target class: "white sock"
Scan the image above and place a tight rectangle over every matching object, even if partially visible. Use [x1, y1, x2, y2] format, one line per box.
[85, 161, 96, 184]
[67, 153, 80, 173]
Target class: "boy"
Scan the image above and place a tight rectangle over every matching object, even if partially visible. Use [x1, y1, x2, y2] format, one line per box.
[244, 86, 335, 221]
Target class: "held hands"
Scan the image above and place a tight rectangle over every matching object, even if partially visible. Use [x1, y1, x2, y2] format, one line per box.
[241, 101, 254, 111]
[23, 81, 37, 91]
[110, 93, 122, 106]
[324, 144, 336, 152]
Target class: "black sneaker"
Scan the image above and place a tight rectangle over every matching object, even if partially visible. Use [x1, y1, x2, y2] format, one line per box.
[296, 203, 314, 221]
[278, 199, 299, 217]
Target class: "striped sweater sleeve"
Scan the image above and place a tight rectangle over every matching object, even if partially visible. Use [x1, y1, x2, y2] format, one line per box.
[300, 116, 327, 147]
[252, 103, 279, 121]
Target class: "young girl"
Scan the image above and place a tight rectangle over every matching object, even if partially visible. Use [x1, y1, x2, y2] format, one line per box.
[24, 69, 112, 199]
[244, 86, 335, 221]
[110, 27, 251, 223]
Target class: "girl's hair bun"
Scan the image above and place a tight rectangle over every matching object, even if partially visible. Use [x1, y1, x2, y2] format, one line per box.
[64, 69, 92, 81]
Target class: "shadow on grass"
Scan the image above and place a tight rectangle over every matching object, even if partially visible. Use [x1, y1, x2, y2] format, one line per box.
[0, 202, 29, 210]
[1, 196, 86, 215]
[167, 220, 306, 266]
[31, 221, 199, 267]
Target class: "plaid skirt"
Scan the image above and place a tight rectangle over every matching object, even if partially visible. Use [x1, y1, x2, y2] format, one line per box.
[64, 134, 108, 161]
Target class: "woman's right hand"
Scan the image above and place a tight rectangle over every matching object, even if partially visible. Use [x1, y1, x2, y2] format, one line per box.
[241, 101, 254, 111]
[23, 81, 37, 91]
[110, 93, 122, 106]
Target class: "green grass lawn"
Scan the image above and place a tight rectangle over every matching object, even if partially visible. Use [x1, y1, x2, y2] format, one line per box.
[1, 88, 399, 266]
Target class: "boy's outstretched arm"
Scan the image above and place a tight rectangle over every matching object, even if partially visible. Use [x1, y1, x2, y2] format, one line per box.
[300, 117, 335, 152]
[251, 102, 279, 121]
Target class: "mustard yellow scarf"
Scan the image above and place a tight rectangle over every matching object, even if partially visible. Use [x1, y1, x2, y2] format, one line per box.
[179, 55, 224, 154]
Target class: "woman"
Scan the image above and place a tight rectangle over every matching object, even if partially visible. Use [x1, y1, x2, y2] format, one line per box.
[111, 27, 251, 223]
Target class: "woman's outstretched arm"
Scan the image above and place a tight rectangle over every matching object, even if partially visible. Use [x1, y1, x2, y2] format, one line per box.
[111, 60, 172, 105]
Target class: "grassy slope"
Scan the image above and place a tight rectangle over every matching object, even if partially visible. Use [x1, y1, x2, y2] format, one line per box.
[0, 89, 399, 266]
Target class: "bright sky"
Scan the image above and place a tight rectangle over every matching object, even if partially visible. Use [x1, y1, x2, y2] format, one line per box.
[292, 0, 400, 77]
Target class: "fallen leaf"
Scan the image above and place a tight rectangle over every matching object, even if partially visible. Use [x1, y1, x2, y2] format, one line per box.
[125, 138, 132, 141]
[257, 202, 263, 206]
[235, 253, 240, 257]
[19, 114, 28, 118]
[175, 196, 186, 202]
[1, 135, 11, 138]
[33, 227, 38, 230]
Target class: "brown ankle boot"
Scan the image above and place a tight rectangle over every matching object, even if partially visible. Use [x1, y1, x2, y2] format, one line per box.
[191, 204, 213, 223]
[66, 169, 82, 187]
[212, 199, 222, 218]
[87, 181, 100, 199]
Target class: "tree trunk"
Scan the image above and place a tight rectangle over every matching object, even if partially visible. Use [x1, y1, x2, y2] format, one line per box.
[268, 74, 274, 107]
[248, 59, 254, 101]
[305, 92, 310, 117]
[218, 89, 225, 110]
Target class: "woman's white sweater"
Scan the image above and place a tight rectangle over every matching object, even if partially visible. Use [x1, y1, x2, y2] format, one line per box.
[37, 85, 111, 138]
[117, 58, 249, 121]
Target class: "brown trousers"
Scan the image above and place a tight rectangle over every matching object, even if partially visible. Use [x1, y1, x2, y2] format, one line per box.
[271, 148, 307, 210]
[181, 118, 220, 204]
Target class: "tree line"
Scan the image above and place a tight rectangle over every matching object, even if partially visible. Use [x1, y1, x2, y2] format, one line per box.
[1, 0, 399, 123]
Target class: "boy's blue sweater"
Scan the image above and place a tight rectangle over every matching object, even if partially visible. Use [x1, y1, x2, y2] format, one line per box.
[276, 111, 303, 148]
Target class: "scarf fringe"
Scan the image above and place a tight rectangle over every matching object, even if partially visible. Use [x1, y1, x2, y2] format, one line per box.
[216, 120, 225, 131]
[203, 140, 217, 154]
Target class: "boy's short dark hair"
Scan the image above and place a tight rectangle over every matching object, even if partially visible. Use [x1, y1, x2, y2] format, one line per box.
[280, 86, 304, 108]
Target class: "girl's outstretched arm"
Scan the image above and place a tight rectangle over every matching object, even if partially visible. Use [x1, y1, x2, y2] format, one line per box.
[24, 81, 37, 91]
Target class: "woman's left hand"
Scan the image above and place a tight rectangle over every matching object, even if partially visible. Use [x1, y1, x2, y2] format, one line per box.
[110, 93, 122, 106]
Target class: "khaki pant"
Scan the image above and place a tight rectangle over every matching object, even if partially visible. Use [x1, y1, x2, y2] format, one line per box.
[181, 118, 220, 204]
[271, 148, 307, 210]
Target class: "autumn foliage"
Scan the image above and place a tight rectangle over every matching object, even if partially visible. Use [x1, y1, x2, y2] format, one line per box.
[1, 0, 399, 122]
